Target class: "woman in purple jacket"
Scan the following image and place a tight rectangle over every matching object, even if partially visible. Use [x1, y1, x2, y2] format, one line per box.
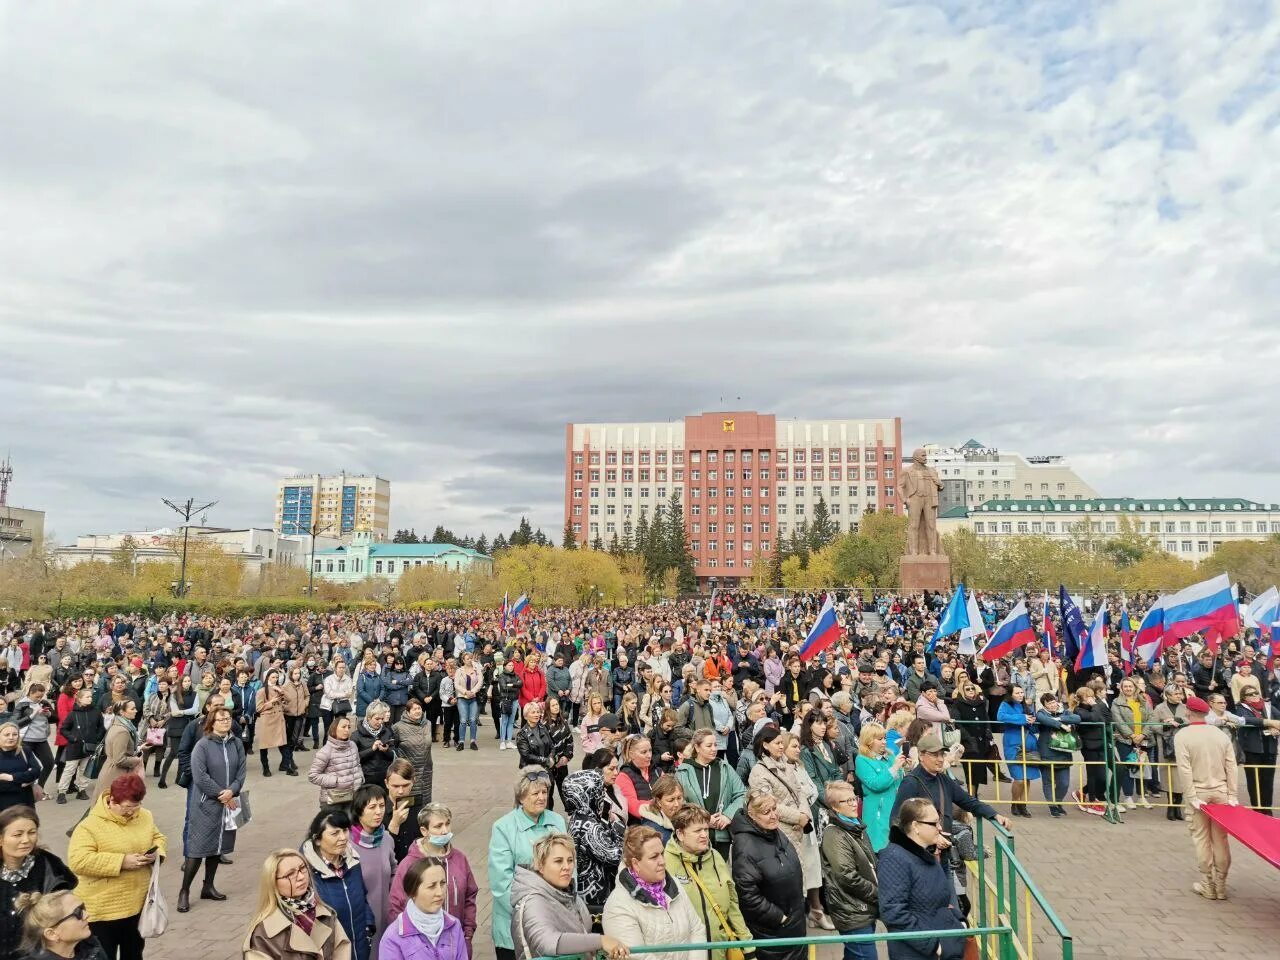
[379, 859, 468, 960]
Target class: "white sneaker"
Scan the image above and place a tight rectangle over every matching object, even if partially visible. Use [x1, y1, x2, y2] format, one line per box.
[1139, 797, 1153, 810]
[1124, 798, 1137, 810]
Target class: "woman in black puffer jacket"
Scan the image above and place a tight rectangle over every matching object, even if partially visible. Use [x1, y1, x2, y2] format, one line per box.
[729, 791, 805, 960]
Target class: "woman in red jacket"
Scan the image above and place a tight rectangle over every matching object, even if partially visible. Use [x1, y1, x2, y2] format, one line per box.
[518, 651, 548, 712]
[613, 735, 660, 825]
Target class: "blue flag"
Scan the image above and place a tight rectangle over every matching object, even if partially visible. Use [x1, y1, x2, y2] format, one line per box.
[929, 584, 971, 650]
[1058, 585, 1086, 666]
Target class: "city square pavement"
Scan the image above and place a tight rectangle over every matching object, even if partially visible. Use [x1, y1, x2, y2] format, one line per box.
[33, 733, 1280, 960]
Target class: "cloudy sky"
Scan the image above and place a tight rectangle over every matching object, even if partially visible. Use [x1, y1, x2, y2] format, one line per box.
[3, 1, 1279, 543]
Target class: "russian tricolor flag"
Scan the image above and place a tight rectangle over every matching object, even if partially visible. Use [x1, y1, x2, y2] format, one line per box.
[1041, 592, 1057, 659]
[797, 595, 841, 662]
[509, 594, 531, 620]
[1161, 574, 1240, 651]
[978, 601, 1036, 661]
[1076, 609, 1109, 670]
[499, 592, 510, 629]
[1133, 598, 1166, 668]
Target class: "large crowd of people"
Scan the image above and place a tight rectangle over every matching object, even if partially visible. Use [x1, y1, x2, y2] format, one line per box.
[0, 586, 1276, 960]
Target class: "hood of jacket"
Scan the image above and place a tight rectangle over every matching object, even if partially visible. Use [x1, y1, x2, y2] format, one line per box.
[509, 862, 581, 911]
[561, 769, 605, 819]
[728, 807, 778, 844]
[301, 838, 361, 880]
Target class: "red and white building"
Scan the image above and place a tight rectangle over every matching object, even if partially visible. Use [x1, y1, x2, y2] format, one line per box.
[564, 411, 903, 586]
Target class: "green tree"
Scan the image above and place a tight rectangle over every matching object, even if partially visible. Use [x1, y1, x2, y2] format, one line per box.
[634, 510, 651, 561]
[561, 520, 578, 550]
[491, 533, 508, 553]
[608, 532, 621, 556]
[664, 492, 697, 594]
[808, 496, 838, 551]
[786, 521, 810, 569]
[591, 533, 605, 551]
[533, 527, 549, 548]
[510, 517, 535, 548]
[766, 540, 784, 587]
[474, 534, 489, 556]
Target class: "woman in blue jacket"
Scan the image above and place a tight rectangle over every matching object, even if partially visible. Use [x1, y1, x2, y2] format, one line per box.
[1035, 692, 1081, 818]
[996, 686, 1039, 818]
[302, 807, 376, 960]
[355, 655, 386, 720]
[878, 797, 966, 960]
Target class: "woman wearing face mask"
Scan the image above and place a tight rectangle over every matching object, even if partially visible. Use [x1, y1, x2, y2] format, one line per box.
[1, 807, 77, 960]
[387, 804, 477, 954]
[877, 798, 965, 960]
[350, 786, 395, 955]
[378, 859, 467, 960]
[15, 889, 104, 960]
[303, 808, 377, 960]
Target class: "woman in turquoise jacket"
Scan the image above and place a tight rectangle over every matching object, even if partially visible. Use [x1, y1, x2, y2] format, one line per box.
[852, 722, 907, 850]
[488, 769, 567, 960]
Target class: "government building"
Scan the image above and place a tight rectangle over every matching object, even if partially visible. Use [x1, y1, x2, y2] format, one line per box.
[563, 411, 903, 586]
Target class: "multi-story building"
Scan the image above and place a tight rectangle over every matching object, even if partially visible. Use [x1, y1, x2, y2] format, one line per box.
[938, 497, 1280, 560]
[275, 473, 390, 540]
[564, 411, 903, 586]
[0, 457, 46, 559]
[310, 531, 493, 584]
[923, 440, 1097, 509]
[53, 527, 342, 578]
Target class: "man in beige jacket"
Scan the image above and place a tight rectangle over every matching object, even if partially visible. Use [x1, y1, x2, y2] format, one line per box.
[1174, 695, 1237, 901]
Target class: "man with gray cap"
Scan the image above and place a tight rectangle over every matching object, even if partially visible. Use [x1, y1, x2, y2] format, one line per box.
[891, 730, 1012, 836]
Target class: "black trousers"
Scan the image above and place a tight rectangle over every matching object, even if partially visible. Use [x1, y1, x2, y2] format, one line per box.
[1080, 747, 1110, 804]
[158, 734, 182, 780]
[1243, 751, 1277, 813]
[91, 915, 145, 960]
[442, 705, 459, 744]
[25, 740, 55, 788]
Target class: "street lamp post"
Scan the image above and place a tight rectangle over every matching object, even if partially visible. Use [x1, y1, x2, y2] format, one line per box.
[307, 520, 336, 597]
[162, 497, 218, 598]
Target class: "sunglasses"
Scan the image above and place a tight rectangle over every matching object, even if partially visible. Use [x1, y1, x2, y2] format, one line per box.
[52, 903, 88, 926]
[917, 819, 941, 828]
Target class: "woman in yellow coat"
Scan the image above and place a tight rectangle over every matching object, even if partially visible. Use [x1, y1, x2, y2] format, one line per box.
[68, 773, 167, 960]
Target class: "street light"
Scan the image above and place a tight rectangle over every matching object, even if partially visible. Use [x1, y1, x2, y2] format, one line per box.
[306, 520, 336, 597]
[456, 581, 463, 608]
[162, 497, 218, 598]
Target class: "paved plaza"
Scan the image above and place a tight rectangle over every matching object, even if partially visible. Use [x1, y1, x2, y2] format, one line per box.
[33, 738, 1280, 960]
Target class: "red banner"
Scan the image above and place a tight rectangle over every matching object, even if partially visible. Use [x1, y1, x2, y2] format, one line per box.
[1202, 803, 1280, 868]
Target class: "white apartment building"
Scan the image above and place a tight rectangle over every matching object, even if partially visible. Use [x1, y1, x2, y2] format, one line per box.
[54, 527, 342, 576]
[924, 440, 1097, 510]
[275, 473, 391, 541]
[937, 497, 1280, 560]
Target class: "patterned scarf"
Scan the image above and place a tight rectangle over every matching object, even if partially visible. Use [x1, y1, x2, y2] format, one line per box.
[279, 889, 318, 935]
[0, 853, 34, 884]
[629, 869, 669, 908]
[352, 824, 385, 849]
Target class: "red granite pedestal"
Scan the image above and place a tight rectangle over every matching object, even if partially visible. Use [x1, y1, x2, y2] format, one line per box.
[899, 554, 952, 592]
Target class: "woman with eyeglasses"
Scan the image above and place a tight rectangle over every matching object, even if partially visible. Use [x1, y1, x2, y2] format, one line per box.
[488, 768, 567, 960]
[1, 806, 77, 960]
[67, 774, 167, 960]
[243, 849, 351, 960]
[729, 789, 805, 960]
[878, 798, 965, 959]
[14, 889, 104, 960]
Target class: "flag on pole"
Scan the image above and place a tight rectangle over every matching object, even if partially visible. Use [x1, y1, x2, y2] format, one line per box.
[1041, 592, 1057, 659]
[500, 592, 510, 630]
[929, 585, 970, 651]
[509, 594, 531, 620]
[979, 601, 1036, 661]
[797, 595, 841, 662]
[1076, 609, 1109, 671]
[1059, 586, 1087, 667]
[1134, 598, 1167, 668]
[1161, 574, 1240, 651]
[959, 589, 987, 656]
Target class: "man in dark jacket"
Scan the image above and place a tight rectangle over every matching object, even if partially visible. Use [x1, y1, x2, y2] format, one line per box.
[545, 653, 573, 709]
[891, 732, 1010, 833]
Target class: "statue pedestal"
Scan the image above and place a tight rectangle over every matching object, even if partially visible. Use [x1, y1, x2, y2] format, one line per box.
[899, 553, 952, 593]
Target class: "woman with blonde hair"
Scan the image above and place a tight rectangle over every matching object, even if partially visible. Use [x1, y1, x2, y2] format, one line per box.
[883, 709, 915, 759]
[853, 722, 907, 851]
[14, 889, 103, 960]
[510, 832, 627, 960]
[579, 694, 608, 752]
[243, 849, 352, 960]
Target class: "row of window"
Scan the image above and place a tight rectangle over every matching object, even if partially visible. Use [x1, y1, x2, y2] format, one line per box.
[973, 519, 1280, 536]
[572, 447, 897, 467]
[577, 484, 890, 501]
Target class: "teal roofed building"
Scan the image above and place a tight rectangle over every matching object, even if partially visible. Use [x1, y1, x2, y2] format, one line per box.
[311, 531, 493, 584]
[936, 497, 1280, 561]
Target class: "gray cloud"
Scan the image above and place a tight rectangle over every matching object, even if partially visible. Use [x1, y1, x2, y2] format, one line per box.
[2, 1, 1279, 543]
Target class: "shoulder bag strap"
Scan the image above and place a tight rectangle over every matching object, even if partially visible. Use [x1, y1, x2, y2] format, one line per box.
[687, 863, 739, 939]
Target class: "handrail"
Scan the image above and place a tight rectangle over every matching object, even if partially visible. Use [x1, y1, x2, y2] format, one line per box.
[532, 927, 1014, 960]
[994, 835, 1073, 942]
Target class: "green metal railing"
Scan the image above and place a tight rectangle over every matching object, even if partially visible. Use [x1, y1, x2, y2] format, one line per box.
[973, 817, 1074, 960]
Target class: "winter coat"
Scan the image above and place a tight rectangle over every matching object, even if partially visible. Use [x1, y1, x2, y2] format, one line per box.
[388, 843, 478, 945]
[494, 670, 523, 712]
[853, 753, 902, 851]
[243, 901, 353, 960]
[508, 864, 601, 960]
[833, 710, 860, 777]
[94, 719, 141, 798]
[0, 848, 76, 960]
[0, 746, 42, 811]
[392, 717, 433, 802]
[307, 672, 327, 719]
[727, 809, 806, 960]
[67, 792, 167, 922]
[819, 814, 878, 931]
[256, 687, 289, 749]
[663, 838, 751, 960]
[353, 722, 398, 786]
[356, 671, 386, 717]
[674, 759, 746, 847]
[382, 670, 412, 708]
[748, 758, 812, 855]
[997, 702, 1040, 782]
[489, 806, 568, 952]
[518, 667, 547, 708]
[515, 722, 556, 769]
[545, 664, 573, 701]
[877, 826, 965, 960]
[303, 840, 377, 960]
[309, 736, 366, 805]
[603, 869, 707, 960]
[281, 680, 310, 718]
[561, 770, 625, 913]
[186, 733, 247, 857]
[378, 909, 467, 960]
[610, 665, 635, 704]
